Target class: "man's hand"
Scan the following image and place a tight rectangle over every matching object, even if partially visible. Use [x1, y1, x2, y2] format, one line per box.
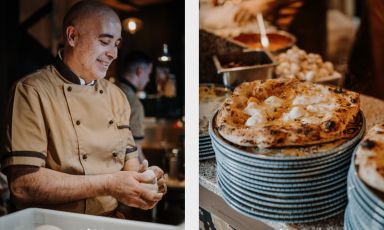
[234, 0, 275, 26]
[148, 166, 167, 194]
[109, 170, 164, 210]
[139, 161, 167, 194]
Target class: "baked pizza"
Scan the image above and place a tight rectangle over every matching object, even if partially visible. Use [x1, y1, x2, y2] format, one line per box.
[355, 123, 384, 192]
[215, 78, 360, 148]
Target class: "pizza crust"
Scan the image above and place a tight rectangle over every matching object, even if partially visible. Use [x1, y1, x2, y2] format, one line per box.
[216, 78, 360, 148]
[355, 123, 384, 192]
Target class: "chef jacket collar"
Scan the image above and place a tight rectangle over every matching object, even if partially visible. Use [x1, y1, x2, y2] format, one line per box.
[121, 78, 138, 93]
[53, 50, 96, 86]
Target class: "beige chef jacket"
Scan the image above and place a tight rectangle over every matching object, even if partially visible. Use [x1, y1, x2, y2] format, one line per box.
[116, 80, 145, 142]
[1, 56, 138, 215]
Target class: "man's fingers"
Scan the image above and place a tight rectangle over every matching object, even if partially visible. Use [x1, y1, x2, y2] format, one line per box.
[141, 189, 163, 202]
[121, 197, 148, 209]
[157, 178, 167, 194]
[235, 9, 254, 25]
[138, 159, 149, 173]
[148, 166, 164, 179]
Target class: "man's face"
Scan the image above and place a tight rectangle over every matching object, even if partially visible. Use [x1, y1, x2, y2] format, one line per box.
[138, 63, 153, 91]
[72, 15, 122, 81]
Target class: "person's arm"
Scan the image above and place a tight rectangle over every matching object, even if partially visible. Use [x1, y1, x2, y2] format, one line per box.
[7, 165, 163, 210]
[234, 0, 303, 27]
[234, 0, 276, 25]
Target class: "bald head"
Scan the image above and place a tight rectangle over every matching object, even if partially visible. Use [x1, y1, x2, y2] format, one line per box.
[60, 0, 122, 83]
[62, 0, 120, 40]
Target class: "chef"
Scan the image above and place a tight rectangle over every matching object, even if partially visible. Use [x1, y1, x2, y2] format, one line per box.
[0, 0, 166, 216]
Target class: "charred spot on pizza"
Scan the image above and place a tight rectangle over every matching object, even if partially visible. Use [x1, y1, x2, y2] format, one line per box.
[325, 120, 336, 131]
[361, 139, 376, 149]
[297, 128, 303, 134]
[243, 139, 256, 145]
[270, 130, 280, 135]
[351, 98, 357, 104]
[334, 87, 344, 94]
[303, 127, 311, 136]
[277, 138, 285, 144]
[376, 131, 384, 135]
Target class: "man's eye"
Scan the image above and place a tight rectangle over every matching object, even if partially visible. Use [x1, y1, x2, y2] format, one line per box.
[100, 40, 109, 45]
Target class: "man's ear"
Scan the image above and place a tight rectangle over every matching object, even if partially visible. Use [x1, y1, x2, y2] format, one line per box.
[135, 66, 143, 78]
[66, 26, 78, 47]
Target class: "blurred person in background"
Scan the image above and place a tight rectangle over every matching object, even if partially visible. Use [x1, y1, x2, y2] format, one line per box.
[116, 51, 153, 163]
[345, 0, 384, 100]
[211, 0, 327, 56]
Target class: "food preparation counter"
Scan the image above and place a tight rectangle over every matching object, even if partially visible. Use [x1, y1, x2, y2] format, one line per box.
[199, 94, 384, 230]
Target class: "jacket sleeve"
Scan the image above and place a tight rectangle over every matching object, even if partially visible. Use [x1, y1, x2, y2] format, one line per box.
[1, 82, 48, 172]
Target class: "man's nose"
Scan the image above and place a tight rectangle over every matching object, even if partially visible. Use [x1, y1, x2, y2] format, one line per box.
[106, 47, 118, 60]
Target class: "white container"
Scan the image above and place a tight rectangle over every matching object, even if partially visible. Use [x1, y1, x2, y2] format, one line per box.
[0, 208, 183, 230]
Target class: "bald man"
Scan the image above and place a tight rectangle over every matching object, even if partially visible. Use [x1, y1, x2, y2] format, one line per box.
[1, 1, 166, 216]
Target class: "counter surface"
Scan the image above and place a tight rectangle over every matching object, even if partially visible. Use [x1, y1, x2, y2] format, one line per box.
[199, 94, 384, 230]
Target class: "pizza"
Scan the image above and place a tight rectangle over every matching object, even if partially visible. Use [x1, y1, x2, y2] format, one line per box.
[355, 123, 384, 192]
[215, 78, 360, 148]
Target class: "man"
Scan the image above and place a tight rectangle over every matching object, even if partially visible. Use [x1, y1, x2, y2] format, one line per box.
[0, 1, 166, 216]
[116, 51, 153, 163]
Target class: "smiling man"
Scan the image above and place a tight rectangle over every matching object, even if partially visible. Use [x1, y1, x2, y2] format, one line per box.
[1, 0, 166, 216]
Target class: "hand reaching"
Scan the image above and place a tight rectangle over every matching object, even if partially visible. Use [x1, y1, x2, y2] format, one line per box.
[234, 0, 275, 26]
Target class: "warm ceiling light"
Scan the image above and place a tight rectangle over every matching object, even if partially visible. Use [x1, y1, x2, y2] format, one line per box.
[123, 17, 142, 34]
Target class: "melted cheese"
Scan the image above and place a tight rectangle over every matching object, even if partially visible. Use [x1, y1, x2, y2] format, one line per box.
[244, 102, 261, 116]
[292, 95, 324, 106]
[283, 106, 308, 121]
[245, 113, 267, 126]
[264, 96, 283, 108]
[306, 103, 336, 115]
[301, 116, 322, 124]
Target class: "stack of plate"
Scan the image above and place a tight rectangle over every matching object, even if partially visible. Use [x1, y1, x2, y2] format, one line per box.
[344, 153, 384, 229]
[209, 112, 365, 224]
[199, 134, 215, 160]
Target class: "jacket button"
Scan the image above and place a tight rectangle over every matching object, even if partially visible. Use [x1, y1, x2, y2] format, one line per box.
[109, 120, 114, 125]
[76, 120, 81, 125]
[99, 90, 103, 94]
[68, 86, 72, 92]
[112, 152, 118, 157]
[82, 154, 88, 160]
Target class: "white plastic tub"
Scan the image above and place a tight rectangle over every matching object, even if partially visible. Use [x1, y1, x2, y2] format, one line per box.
[0, 208, 183, 230]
